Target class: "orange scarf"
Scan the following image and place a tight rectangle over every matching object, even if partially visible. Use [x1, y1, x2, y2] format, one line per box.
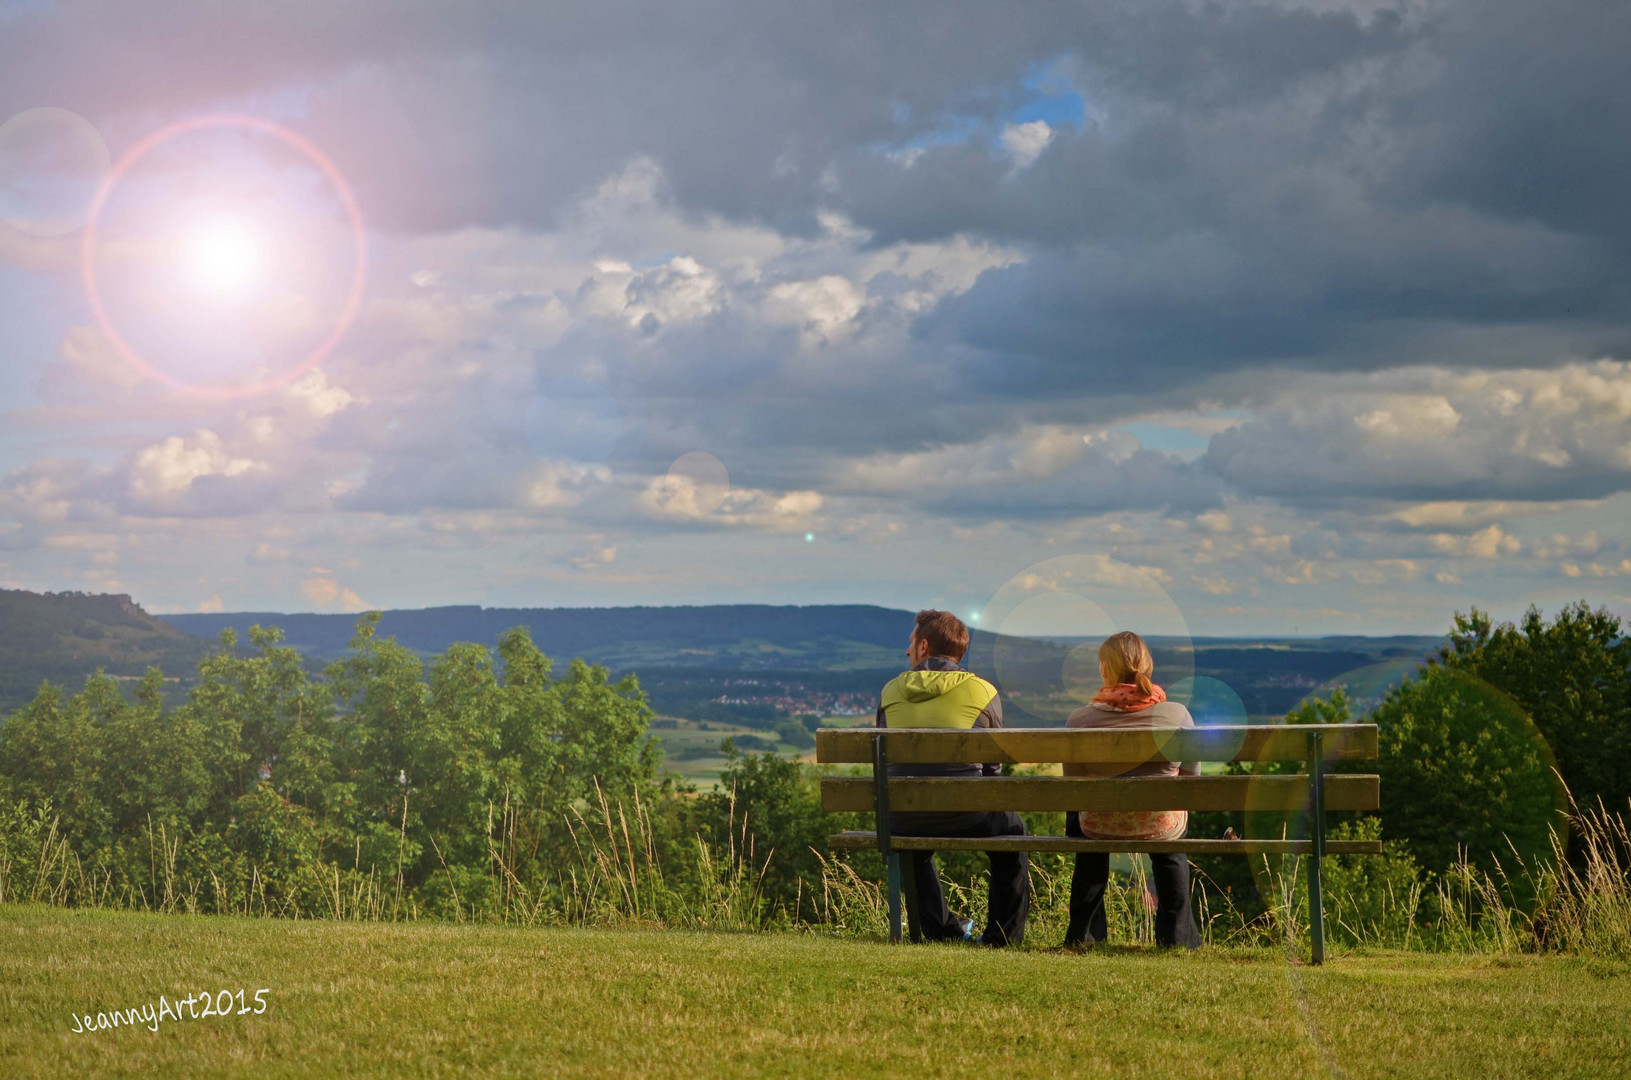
[1091, 681, 1166, 712]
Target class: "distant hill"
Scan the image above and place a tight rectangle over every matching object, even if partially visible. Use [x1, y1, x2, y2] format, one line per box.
[160, 604, 928, 670]
[0, 589, 214, 708]
[2, 592, 1439, 724]
[161, 604, 1438, 722]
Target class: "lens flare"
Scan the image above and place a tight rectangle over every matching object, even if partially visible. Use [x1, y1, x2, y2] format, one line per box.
[182, 217, 264, 298]
[664, 451, 730, 516]
[971, 554, 1194, 725]
[1165, 675, 1250, 763]
[0, 107, 110, 237]
[81, 114, 366, 399]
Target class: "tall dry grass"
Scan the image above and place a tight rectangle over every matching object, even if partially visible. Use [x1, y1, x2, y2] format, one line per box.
[0, 783, 774, 931]
[1425, 795, 1631, 959]
[6, 783, 1630, 959]
[808, 795, 1631, 957]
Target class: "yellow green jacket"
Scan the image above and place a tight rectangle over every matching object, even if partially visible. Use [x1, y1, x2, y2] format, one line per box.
[875, 656, 1003, 777]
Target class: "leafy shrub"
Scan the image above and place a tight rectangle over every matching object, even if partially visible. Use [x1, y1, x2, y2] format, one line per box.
[1368, 665, 1565, 884]
[699, 747, 831, 921]
[1319, 818, 1427, 945]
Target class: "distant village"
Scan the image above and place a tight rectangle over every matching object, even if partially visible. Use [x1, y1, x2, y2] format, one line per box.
[710, 677, 875, 717]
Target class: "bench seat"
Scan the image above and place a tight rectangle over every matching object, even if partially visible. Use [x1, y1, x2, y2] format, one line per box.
[826, 830, 1383, 855]
[821, 774, 1379, 813]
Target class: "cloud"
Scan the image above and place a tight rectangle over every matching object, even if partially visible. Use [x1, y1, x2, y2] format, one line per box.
[33, 326, 143, 404]
[1429, 525, 1522, 558]
[765, 275, 866, 345]
[580, 252, 727, 333]
[286, 369, 357, 418]
[1204, 362, 1631, 501]
[300, 574, 368, 612]
[999, 120, 1052, 169]
[639, 471, 823, 531]
[129, 431, 263, 500]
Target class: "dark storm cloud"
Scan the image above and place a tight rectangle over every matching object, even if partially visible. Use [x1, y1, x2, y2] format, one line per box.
[0, 2, 1405, 231]
[1383, 0, 1631, 247]
[903, 0, 1631, 399]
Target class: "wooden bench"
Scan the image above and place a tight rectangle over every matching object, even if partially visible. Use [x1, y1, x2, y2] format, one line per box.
[816, 723, 1381, 963]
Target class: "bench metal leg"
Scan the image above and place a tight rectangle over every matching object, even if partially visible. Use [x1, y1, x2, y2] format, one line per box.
[886, 853, 903, 944]
[900, 854, 922, 943]
[1308, 731, 1327, 965]
[874, 733, 903, 944]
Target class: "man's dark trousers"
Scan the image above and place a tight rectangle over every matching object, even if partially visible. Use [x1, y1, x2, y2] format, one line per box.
[889, 810, 1029, 946]
[1062, 811, 1201, 948]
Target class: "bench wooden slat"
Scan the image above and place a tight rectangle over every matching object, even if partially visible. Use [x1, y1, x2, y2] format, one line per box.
[815, 724, 1377, 765]
[825, 831, 1383, 856]
[820, 773, 1380, 813]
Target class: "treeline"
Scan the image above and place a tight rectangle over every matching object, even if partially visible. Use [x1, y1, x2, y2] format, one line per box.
[0, 603, 1626, 949]
[0, 614, 835, 923]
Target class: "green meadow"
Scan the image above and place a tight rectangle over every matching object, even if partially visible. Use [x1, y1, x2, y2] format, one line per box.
[3, 905, 1626, 1079]
[651, 714, 865, 786]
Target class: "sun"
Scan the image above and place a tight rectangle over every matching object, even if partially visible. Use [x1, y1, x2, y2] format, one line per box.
[183, 218, 264, 297]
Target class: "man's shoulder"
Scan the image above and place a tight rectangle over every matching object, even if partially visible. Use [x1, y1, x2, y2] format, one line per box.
[878, 670, 909, 703]
[877, 668, 997, 707]
[954, 671, 999, 705]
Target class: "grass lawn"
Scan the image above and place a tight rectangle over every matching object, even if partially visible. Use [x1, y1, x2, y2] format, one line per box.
[2, 905, 1626, 1078]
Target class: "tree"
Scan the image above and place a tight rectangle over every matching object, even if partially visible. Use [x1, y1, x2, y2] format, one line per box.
[773, 716, 815, 750]
[0, 681, 110, 849]
[0, 670, 210, 856]
[1438, 603, 1631, 815]
[1287, 669, 1565, 883]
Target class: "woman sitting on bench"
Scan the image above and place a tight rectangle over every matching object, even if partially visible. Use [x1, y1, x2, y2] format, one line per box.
[1062, 631, 1202, 949]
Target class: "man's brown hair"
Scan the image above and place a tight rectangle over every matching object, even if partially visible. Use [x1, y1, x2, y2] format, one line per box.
[914, 609, 970, 661]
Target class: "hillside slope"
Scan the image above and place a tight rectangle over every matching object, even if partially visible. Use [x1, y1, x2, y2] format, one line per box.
[0, 589, 213, 707]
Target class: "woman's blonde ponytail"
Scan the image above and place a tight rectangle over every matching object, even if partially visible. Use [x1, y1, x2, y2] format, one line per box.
[1098, 630, 1155, 693]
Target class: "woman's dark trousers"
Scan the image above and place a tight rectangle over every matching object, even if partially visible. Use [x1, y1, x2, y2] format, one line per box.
[1063, 812, 1201, 948]
[889, 810, 1030, 946]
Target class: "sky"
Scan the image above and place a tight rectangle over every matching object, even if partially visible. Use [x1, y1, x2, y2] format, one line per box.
[0, 0, 1629, 637]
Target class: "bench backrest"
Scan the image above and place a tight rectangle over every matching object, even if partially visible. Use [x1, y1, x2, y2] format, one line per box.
[815, 724, 1380, 814]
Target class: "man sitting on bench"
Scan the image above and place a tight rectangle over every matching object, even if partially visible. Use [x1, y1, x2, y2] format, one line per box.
[875, 610, 1029, 946]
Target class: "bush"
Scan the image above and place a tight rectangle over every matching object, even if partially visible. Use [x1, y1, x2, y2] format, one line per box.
[1368, 665, 1565, 884]
[1319, 818, 1427, 945]
[698, 748, 832, 921]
